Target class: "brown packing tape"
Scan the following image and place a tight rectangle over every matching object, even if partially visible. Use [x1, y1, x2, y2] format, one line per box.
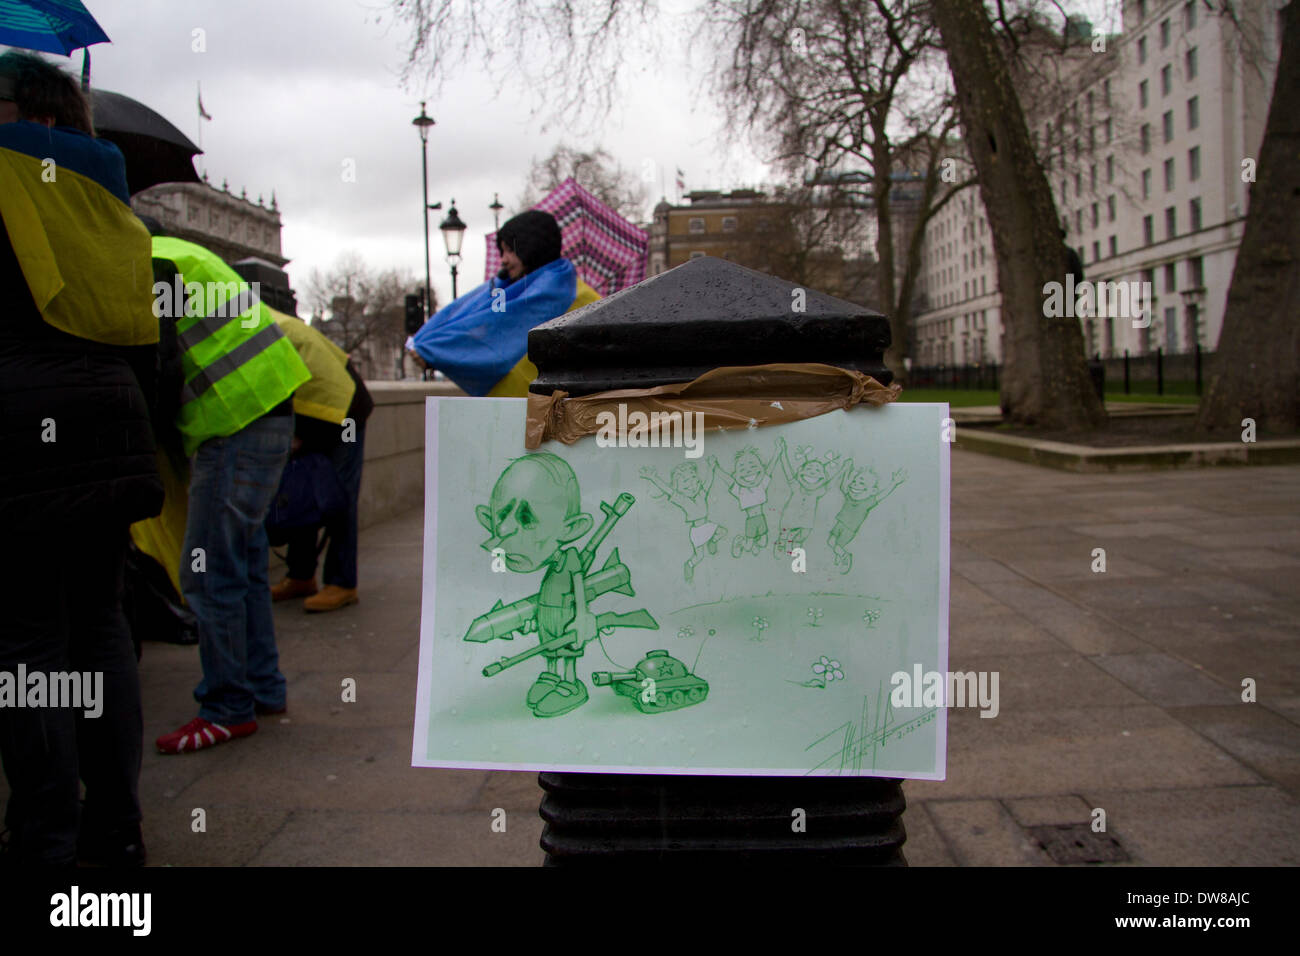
[525, 363, 903, 448]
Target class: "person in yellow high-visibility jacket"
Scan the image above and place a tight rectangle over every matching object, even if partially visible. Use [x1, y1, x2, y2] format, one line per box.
[268, 310, 374, 613]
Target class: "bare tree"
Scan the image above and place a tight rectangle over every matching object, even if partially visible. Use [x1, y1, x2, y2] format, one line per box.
[929, 0, 1105, 427]
[1195, 0, 1298, 435]
[518, 144, 649, 221]
[305, 252, 420, 380]
[706, 0, 976, 381]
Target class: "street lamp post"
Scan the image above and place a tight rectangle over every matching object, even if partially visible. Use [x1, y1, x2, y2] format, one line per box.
[411, 102, 437, 318]
[490, 193, 504, 231]
[440, 200, 467, 300]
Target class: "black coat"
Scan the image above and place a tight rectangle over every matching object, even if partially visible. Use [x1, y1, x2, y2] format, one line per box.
[0, 225, 163, 532]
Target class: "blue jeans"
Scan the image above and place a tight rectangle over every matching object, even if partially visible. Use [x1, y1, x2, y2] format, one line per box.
[286, 422, 366, 588]
[182, 414, 292, 725]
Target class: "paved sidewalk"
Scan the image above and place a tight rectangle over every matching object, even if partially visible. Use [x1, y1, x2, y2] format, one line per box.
[5, 450, 1296, 865]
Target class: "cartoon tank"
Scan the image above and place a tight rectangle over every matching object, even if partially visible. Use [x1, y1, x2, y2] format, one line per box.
[592, 650, 708, 714]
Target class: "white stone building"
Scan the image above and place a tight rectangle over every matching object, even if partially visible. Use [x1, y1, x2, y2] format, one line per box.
[913, 0, 1284, 366]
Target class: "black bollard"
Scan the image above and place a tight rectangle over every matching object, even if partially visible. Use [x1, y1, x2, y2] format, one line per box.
[527, 256, 908, 865]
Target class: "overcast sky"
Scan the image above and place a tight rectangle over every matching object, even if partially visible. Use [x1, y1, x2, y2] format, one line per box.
[8, 0, 1116, 310]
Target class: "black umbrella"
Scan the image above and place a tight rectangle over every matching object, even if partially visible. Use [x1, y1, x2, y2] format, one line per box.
[90, 89, 202, 195]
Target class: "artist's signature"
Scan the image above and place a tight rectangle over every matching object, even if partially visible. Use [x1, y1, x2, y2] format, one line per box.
[805, 688, 936, 774]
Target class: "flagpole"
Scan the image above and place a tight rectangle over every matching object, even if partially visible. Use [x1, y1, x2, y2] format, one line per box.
[196, 82, 203, 177]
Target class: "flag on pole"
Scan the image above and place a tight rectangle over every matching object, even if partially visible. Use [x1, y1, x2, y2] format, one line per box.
[197, 83, 211, 121]
[675, 167, 685, 192]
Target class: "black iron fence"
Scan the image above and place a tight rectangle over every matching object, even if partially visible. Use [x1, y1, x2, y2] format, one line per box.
[907, 346, 1213, 396]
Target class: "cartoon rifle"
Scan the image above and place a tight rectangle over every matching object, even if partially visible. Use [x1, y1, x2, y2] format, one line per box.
[462, 493, 638, 644]
[481, 609, 659, 676]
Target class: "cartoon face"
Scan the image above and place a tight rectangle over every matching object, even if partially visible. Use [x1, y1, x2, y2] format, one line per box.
[673, 464, 703, 497]
[796, 459, 827, 488]
[847, 469, 875, 499]
[478, 459, 587, 573]
[734, 451, 763, 486]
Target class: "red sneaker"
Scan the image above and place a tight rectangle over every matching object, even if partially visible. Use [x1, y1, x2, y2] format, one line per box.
[156, 717, 257, 754]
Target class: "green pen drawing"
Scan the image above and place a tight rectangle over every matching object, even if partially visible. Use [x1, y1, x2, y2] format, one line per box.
[418, 397, 947, 777]
[640, 462, 727, 583]
[828, 465, 908, 574]
[774, 444, 849, 558]
[790, 656, 844, 689]
[709, 437, 782, 557]
[464, 453, 660, 718]
[805, 685, 939, 774]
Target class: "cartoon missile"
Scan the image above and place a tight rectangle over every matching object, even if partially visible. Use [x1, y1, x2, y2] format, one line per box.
[462, 549, 635, 643]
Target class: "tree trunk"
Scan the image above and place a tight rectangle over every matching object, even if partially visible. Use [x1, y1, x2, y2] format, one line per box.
[930, 0, 1106, 428]
[874, 136, 905, 383]
[1196, 0, 1300, 436]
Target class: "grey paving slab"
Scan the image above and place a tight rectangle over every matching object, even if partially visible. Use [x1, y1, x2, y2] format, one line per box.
[1090, 653, 1243, 708]
[1003, 793, 1096, 827]
[1080, 785, 1300, 866]
[924, 799, 1055, 866]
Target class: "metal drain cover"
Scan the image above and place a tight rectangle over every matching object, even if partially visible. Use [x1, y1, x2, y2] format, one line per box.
[1027, 824, 1129, 864]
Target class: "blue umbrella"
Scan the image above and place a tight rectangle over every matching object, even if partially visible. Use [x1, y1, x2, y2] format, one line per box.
[0, 0, 109, 56]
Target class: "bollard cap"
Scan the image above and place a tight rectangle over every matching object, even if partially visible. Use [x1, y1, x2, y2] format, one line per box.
[528, 256, 890, 395]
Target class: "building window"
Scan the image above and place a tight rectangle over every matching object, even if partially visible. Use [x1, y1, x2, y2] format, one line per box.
[981, 275, 986, 294]
[1189, 197, 1202, 231]
[721, 216, 737, 232]
[1141, 124, 1151, 154]
[1188, 146, 1201, 181]
[1104, 118, 1113, 144]
[1074, 138, 1080, 159]
[1186, 47, 1198, 80]
[1142, 168, 1152, 198]
[1163, 110, 1174, 143]
[1188, 255, 1204, 288]
[1161, 64, 1172, 96]
[1075, 171, 1082, 195]
[688, 217, 705, 234]
[1165, 306, 1179, 350]
[1106, 155, 1115, 182]
[1091, 202, 1099, 228]
[1160, 18, 1170, 49]
[1107, 195, 1116, 221]
[1138, 36, 1148, 65]
[1092, 240, 1100, 262]
[1164, 157, 1175, 191]
[1090, 164, 1097, 190]
[1103, 79, 1111, 106]
[1139, 79, 1149, 108]
[1076, 209, 1083, 234]
[1143, 214, 1154, 245]
[1109, 235, 1118, 256]
[1185, 1, 1196, 30]
[1138, 0, 1148, 20]
[1164, 262, 1177, 293]
[1089, 125, 1096, 152]
[1165, 206, 1177, 239]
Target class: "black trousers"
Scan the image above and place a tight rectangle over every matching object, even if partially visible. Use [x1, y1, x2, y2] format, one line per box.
[0, 525, 142, 864]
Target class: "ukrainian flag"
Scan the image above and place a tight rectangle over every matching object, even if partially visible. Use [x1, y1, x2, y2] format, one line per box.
[0, 120, 156, 345]
[410, 257, 599, 396]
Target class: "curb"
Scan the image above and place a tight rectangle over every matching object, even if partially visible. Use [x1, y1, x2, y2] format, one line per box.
[954, 428, 1300, 472]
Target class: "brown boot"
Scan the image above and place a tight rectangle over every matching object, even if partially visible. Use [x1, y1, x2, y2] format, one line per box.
[303, 585, 359, 613]
[271, 577, 317, 602]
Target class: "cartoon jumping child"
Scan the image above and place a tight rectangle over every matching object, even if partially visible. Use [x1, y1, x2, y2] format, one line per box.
[465, 453, 656, 717]
[640, 462, 727, 584]
[709, 436, 784, 557]
[773, 444, 848, 559]
[828, 463, 908, 573]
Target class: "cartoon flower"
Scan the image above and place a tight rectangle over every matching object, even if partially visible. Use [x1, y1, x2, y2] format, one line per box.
[751, 616, 769, 641]
[807, 607, 824, 626]
[676, 625, 695, 640]
[863, 608, 881, 628]
[812, 656, 844, 683]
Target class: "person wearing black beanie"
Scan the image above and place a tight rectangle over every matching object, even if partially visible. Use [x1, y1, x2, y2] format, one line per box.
[496, 210, 563, 281]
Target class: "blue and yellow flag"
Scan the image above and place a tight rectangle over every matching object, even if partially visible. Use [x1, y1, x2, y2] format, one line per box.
[0, 120, 156, 345]
[410, 257, 599, 396]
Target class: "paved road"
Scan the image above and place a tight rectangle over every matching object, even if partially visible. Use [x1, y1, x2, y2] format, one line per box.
[7, 449, 1296, 865]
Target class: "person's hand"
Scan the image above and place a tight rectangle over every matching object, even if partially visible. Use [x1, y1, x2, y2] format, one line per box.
[291, 437, 304, 454]
[570, 608, 598, 649]
[408, 349, 428, 370]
